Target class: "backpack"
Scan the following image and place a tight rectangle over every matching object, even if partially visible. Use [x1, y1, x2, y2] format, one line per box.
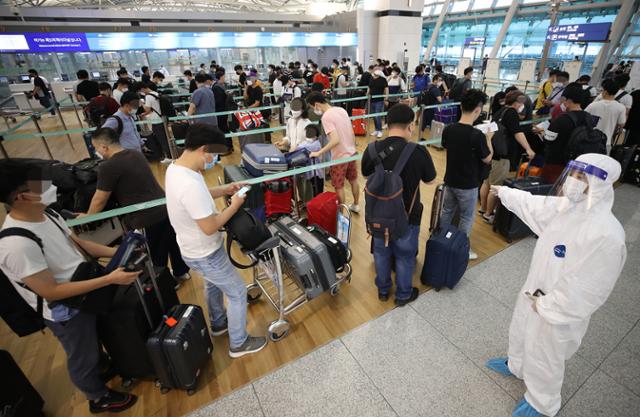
[566, 111, 607, 160]
[104, 115, 124, 137]
[615, 91, 628, 102]
[443, 73, 457, 89]
[86, 97, 111, 127]
[490, 107, 510, 158]
[364, 141, 418, 246]
[225, 208, 273, 269]
[448, 78, 466, 101]
[0, 228, 46, 337]
[148, 92, 177, 118]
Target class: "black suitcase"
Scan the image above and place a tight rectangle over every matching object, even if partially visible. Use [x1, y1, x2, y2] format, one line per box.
[146, 304, 213, 394]
[0, 350, 45, 417]
[223, 165, 265, 210]
[307, 225, 348, 273]
[97, 267, 179, 385]
[493, 177, 553, 243]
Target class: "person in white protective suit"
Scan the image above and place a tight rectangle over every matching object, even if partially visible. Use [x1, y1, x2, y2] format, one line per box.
[485, 153, 627, 417]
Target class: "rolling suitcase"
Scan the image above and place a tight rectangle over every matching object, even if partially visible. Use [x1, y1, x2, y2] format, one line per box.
[241, 143, 287, 176]
[307, 225, 348, 273]
[352, 108, 367, 136]
[223, 165, 265, 209]
[0, 350, 45, 417]
[270, 216, 337, 300]
[610, 144, 638, 184]
[239, 132, 265, 152]
[146, 304, 213, 395]
[264, 177, 293, 219]
[306, 192, 339, 236]
[97, 266, 179, 384]
[493, 177, 553, 243]
[420, 224, 470, 290]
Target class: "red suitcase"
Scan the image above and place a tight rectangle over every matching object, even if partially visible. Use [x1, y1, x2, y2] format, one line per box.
[352, 108, 366, 136]
[264, 177, 293, 219]
[306, 192, 339, 235]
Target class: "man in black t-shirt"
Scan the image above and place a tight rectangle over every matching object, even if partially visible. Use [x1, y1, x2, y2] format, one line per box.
[480, 90, 536, 223]
[183, 70, 197, 94]
[441, 89, 492, 260]
[141, 66, 151, 84]
[421, 73, 444, 131]
[75, 69, 100, 103]
[82, 127, 191, 288]
[542, 83, 590, 183]
[367, 69, 389, 138]
[362, 105, 437, 305]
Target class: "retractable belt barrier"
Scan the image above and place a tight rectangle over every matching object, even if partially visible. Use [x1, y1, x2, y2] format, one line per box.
[65, 112, 550, 228]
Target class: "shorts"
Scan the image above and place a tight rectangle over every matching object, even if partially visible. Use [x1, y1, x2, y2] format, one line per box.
[487, 159, 510, 186]
[330, 161, 358, 189]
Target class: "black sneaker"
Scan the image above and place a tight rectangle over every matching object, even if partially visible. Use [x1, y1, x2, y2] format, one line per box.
[212, 318, 229, 337]
[395, 287, 419, 307]
[378, 292, 389, 302]
[89, 389, 137, 414]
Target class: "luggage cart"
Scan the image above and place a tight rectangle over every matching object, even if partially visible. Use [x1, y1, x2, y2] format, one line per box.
[246, 204, 353, 341]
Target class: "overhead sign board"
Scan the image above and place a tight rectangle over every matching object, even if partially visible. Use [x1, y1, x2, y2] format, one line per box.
[464, 36, 485, 48]
[0, 32, 89, 52]
[545, 23, 611, 43]
[0, 31, 358, 53]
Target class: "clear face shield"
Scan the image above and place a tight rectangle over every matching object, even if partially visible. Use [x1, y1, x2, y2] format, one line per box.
[549, 159, 610, 211]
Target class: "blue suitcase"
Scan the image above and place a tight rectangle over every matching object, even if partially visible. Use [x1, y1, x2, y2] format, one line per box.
[241, 144, 287, 177]
[420, 224, 470, 290]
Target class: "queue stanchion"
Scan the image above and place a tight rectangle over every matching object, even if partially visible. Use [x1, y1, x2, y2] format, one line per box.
[31, 114, 54, 160]
[54, 98, 76, 151]
[69, 93, 85, 129]
[417, 104, 424, 133]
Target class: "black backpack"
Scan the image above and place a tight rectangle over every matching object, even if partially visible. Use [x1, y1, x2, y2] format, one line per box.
[448, 78, 466, 101]
[86, 97, 111, 127]
[0, 228, 46, 337]
[566, 112, 607, 160]
[490, 107, 510, 158]
[225, 208, 273, 269]
[148, 92, 177, 118]
[364, 141, 418, 246]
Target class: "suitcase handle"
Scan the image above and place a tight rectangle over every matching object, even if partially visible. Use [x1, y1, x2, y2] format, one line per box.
[127, 236, 167, 329]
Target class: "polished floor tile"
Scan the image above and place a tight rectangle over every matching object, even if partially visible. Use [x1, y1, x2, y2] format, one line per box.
[253, 339, 398, 417]
[187, 384, 264, 417]
[342, 307, 515, 417]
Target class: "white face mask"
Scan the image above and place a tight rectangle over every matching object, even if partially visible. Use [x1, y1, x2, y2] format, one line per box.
[247, 80, 253, 86]
[94, 150, 104, 160]
[203, 153, 219, 171]
[553, 82, 563, 88]
[517, 104, 525, 114]
[314, 108, 323, 116]
[129, 108, 137, 116]
[40, 184, 58, 206]
[562, 176, 588, 202]
[582, 84, 590, 90]
[291, 110, 302, 118]
[560, 103, 567, 112]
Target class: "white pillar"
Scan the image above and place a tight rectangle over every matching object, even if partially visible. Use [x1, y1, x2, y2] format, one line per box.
[590, 0, 637, 86]
[358, 0, 425, 71]
[424, 0, 452, 62]
[489, 0, 520, 59]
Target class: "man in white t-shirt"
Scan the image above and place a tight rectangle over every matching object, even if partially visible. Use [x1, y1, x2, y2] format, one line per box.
[586, 78, 627, 147]
[141, 83, 172, 163]
[165, 123, 267, 358]
[0, 160, 140, 414]
[595, 73, 633, 116]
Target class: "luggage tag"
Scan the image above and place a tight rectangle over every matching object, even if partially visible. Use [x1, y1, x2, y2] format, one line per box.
[164, 316, 178, 327]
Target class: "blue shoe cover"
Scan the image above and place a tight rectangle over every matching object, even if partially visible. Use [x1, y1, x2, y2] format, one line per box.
[512, 398, 542, 417]
[485, 357, 514, 377]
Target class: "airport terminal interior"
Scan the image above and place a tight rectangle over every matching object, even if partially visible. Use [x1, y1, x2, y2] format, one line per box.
[0, 0, 639, 416]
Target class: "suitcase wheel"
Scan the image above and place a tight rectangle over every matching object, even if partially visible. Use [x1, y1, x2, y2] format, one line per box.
[187, 389, 196, 396]
[247, 284, 263, 302]
[268, 319, 290, 342]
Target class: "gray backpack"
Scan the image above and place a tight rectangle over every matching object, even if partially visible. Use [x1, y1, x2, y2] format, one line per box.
[364, 141, 418, 246]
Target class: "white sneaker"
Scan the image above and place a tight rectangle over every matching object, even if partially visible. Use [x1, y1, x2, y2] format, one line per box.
[469, 250, 478, 260]
[370, 131, 379, 137]
[376, 131, 383, 138]
[160, 158, 173, 164]
[382, 124, 388, 129]
[349, 204, 360, 214]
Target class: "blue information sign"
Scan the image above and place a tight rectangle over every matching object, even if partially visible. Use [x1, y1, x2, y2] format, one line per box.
[464, 37, 485, 48]
[0, 32, 89, 52]
[546, 23, 611, 42]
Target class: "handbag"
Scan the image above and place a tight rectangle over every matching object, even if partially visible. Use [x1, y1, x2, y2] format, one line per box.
[284, 148, 310, 168]
[44, 210, 117, 314]
[235, 110, 265, 131]
[491, 108, 510, 159]
[225, 208, 272, 269]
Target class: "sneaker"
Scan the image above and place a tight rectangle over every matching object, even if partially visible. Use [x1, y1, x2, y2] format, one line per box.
[370, 131, 379, 137]
[382, 124, 388, 129]
[482, 214, 494, 224]
[378, 292, 389, 302]
[89, 389, 137, 414]
[469, 250, 478, 260]
[211, 318, 229, 337]
[395, 287, 419, 307]
[376, 131, 383, 138]
[349, 204, 360, 214]
[229, 335, 268, 358]
[160, 157, 173, 164]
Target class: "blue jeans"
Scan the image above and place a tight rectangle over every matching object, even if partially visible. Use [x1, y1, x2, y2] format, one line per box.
[370, 100, 385, 131]
[373, 224, 420, 300]
[440, 186, 478, 237]
[38, 94, 56, 115]
[183, 246, 248, 349]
